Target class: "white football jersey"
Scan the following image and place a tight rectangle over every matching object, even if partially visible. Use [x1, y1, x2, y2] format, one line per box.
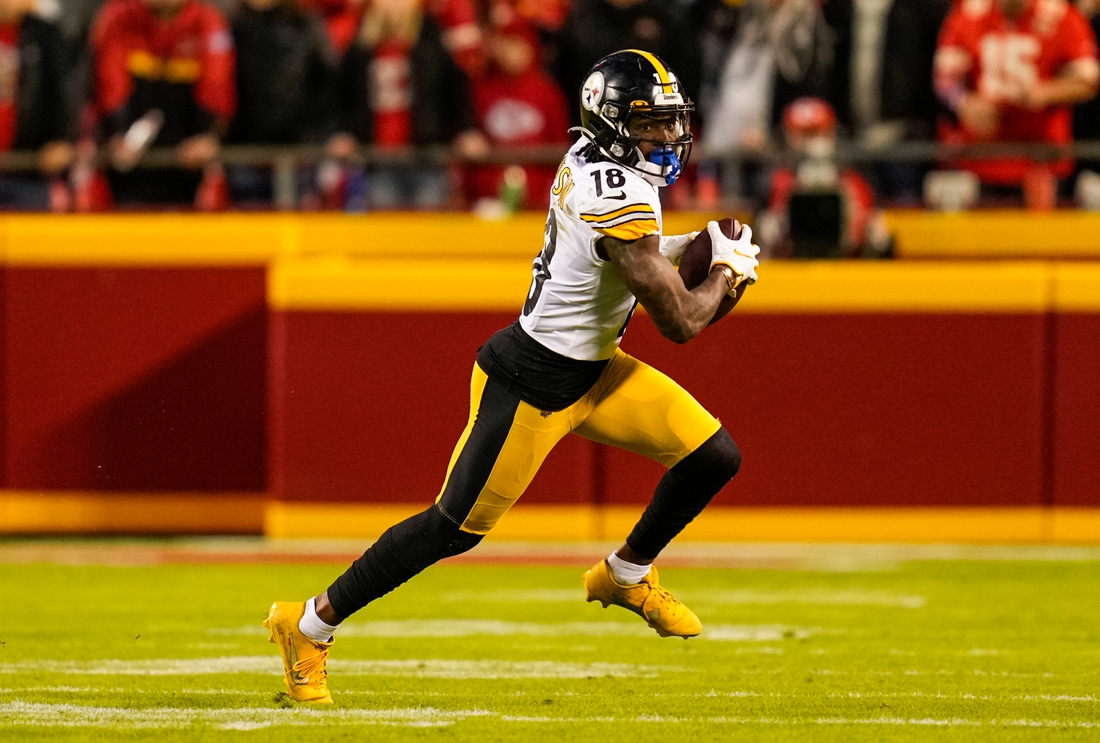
[518, 139, 663, 361]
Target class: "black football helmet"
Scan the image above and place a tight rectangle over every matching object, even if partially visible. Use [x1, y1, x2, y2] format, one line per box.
[577, 49, 694, 187]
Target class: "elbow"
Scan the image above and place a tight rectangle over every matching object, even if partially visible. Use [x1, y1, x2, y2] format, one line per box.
[659, 319, 697, 345]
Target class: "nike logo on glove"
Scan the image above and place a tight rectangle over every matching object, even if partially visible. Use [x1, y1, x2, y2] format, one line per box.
[605, 191, 628, 200]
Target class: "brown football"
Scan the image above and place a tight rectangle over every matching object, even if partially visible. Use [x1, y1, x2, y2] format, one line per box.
[678, 217, 748, 324]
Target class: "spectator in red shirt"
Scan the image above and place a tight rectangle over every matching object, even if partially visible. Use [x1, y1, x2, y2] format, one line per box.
[465, 18, 570, 210]
[91, 0, 236, 206]
[339, 0, 487, 209]
[934, 0, 1099, 200]
[0, 0, 79, 209]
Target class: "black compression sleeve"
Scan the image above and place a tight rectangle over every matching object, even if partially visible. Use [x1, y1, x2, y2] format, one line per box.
[624, 428, 741, 561]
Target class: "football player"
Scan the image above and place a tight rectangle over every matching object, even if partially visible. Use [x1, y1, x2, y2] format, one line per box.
[264, 49, 760, 704]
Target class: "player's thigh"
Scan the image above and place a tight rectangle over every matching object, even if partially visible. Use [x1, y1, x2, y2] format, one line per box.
[573, 350, 721, 468]
[436, 363, 573, 535]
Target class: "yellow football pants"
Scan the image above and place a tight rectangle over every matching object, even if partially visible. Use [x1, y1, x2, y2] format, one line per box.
[435, 349, 722, 535]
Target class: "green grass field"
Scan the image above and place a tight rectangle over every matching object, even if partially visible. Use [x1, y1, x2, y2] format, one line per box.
[1, 540, 1098, 741]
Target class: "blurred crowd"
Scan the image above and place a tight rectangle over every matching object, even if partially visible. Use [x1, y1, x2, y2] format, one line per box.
[1, 0, 1098, 226]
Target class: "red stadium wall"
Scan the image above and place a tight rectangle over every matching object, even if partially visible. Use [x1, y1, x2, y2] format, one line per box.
[0, 214, 1096, 540]
[0, 215, 287, 533]
[1051, 265, 1100, 508]
[5, 267, 267, 491]
[609, 313, 1048, 508]
[268, 310, 1048, 509]
[1052, 313, 1100, 507]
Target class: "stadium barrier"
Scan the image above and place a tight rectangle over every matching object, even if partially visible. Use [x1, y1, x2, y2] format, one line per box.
[885, 211, 1100, 258]
[0, 213, 1097, 542]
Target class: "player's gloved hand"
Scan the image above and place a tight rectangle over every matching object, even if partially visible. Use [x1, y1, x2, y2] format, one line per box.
[708, 220, 759, 290]
[659, 231, 699, 267]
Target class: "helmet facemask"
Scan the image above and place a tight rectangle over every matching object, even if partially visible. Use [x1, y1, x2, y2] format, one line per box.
[617, 107, 693, 187]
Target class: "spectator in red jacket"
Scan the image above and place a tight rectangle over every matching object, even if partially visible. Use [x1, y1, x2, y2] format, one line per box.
[466, 17, 570, 210]
[934, 0, 1099, 203]
[91, 0, 236, 206]
[0, 0, 79, 209]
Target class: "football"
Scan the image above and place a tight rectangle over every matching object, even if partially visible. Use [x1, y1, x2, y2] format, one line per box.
[678, 217, 748, 324]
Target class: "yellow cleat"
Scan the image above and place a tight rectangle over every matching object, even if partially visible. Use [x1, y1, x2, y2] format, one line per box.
[262, 601, 334, 703]
[583, 559, 702, 638]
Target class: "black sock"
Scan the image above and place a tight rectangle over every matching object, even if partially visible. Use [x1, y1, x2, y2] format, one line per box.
[625, 428, 741, 560]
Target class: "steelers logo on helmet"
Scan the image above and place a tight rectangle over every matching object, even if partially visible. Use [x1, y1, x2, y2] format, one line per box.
[574, 50, 694, 188]
[581, 72, 605, 112]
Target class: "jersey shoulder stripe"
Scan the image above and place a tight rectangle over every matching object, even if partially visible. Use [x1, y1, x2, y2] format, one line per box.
[580, 202, 655, 223]
[594, 219, 660, 241]
[581, 202, 659, 240]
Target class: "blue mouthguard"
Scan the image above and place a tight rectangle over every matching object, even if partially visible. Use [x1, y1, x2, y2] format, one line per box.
[648, 147, 683, 185]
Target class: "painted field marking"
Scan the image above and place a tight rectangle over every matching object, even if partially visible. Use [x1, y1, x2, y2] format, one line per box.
[807, 668, 1070, 678]
[0, 687, 270, 695]
[0, 657, 669, 679]
[210, 621, 821, 641]
[5, 702, 1097, 731]
[692, 691, 1098, 703]
[0, 701, 492, 729]
[3, 687, 1094, 705]
[497, 714, 1100, 728]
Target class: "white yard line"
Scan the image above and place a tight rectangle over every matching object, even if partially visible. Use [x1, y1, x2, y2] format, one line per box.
[0, 687, 271, 695]
[4, 702, 1097, 731]
[497, 714, 1100, 728]
[0, 657, 669, 679]
[210, 620, 820, 641]
[0, 701, 492, 729]
[694, 690, 1098, 702]
[3, 686, 1094, 704]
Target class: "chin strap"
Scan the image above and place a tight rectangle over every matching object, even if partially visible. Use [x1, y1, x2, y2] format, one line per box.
[648, 147, 683, 185]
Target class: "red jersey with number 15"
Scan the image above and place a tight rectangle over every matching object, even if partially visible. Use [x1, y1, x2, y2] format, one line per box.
[936, 0, 1098, 183]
